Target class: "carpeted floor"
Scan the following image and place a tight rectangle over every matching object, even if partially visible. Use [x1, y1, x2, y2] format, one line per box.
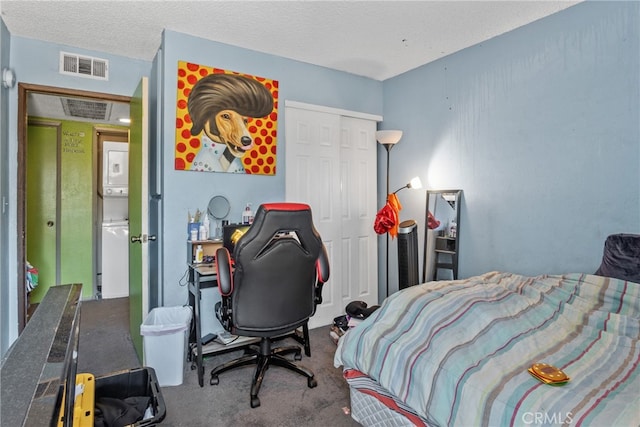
[78, 298, 360, 426]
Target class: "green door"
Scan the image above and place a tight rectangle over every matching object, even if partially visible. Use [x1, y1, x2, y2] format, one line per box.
[129, 77, 150, 361]
[26, 124, 59, 303]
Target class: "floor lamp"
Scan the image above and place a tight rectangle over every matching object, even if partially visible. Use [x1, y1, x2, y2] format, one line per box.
[376, 130, 402, 298]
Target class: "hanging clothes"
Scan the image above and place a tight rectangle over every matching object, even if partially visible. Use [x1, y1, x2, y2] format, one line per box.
[25, 261, 39, 293]
[427, 211, 440, 229]
[373, 193, 402, 238]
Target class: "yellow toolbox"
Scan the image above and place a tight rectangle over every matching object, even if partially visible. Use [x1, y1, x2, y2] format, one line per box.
[58, 373, 95, 427]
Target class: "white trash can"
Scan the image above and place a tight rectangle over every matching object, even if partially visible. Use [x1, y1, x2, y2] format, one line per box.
[140, 306, 192, 386]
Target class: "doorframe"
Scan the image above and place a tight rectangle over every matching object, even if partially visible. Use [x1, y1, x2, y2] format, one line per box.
[284, 100, 382, 122]
[17, 83, 130, 331]
[95, 129, 129, 299]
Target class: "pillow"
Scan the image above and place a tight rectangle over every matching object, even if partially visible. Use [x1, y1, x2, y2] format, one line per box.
[594, 233, 640, 283]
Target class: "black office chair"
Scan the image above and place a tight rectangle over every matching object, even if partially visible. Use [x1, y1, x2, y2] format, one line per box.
[211, 202, 330, 408]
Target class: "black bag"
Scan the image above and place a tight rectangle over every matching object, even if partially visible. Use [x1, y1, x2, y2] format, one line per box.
[345, 301, 380, 319]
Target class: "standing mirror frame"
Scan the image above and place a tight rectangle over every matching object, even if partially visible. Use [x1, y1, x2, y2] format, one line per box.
[422, 189, 462, 283]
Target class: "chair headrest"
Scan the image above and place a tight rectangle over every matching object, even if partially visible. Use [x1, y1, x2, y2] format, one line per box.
[233, 202, 320, 260]
[261, 202, 311, 212]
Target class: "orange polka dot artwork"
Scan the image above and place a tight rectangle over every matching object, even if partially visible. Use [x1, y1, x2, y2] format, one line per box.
[175, 61, 278, 175]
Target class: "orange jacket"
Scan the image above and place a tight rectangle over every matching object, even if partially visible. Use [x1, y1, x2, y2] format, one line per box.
[373, 193, 402, 238]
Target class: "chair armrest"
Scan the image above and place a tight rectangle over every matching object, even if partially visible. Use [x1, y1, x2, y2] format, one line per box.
[215, 247, 234, 296]
[313, 244, 330, 307]
[317, 244, 330, 284]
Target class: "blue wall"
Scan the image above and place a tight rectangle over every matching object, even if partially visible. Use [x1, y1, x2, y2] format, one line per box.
[1, 17, 13, 354]
[9, 38, 151, 95]
[380, 1, 639, 292]
[2, 35, 152, 347]
[158, 30, 383, 305]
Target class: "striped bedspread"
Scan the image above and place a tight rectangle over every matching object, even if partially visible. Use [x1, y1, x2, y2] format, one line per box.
[334, 272, 640, 426]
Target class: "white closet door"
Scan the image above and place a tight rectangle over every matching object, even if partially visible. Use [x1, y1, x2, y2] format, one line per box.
[285, 104, 378, 328]
[339, 116, 378, 317]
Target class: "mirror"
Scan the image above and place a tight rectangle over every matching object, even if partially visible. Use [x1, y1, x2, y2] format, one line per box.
[207, 195, 230, 240]
[422, 189, 462, 283]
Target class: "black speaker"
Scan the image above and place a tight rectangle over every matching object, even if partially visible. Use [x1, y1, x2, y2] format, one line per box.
[397, 219, 419, 290]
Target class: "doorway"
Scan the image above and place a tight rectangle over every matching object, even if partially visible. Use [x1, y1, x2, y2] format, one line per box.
[17, 83, 130, 331]
[96, 130, 129, 299]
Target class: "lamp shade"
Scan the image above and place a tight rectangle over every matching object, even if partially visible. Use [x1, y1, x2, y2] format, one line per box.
[376, 130, 402, 145]
[392, 176, 423, 194]
[409, 176, 423, 190]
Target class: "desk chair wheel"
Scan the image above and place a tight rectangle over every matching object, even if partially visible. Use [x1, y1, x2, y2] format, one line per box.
[308, 377, 317, 388]
[294, 349, 302, 361]
[210, 375, 219, 386]
[251, 396, 260, 408]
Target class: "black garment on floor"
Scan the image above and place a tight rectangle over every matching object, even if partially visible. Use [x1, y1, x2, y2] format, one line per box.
[345, 301, 380, 319]
[94, 396, 151, 427]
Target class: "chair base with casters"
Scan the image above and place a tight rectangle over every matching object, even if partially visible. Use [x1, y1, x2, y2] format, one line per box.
[209, 335, 317, 408]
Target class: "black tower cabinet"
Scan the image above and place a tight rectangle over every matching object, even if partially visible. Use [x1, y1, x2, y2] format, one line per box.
[397, 219, 419, 290]
[422, 190, 462, 282]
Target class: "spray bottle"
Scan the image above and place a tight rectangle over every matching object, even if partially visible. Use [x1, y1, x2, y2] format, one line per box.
[202, 214, 210, 240]
[242, 203, 253, 225]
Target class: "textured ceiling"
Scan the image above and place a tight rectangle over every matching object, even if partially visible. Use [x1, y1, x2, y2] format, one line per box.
[2, 0, 581, 81]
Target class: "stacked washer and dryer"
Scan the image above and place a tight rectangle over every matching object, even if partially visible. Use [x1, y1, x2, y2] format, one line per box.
[100, 141, 129, 299]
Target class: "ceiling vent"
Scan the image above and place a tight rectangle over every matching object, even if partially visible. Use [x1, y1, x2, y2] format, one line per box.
[60, 97, 112, 120]
[59, 51, 109, 80]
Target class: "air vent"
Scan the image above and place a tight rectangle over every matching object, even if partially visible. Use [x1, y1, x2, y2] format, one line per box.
[59, 51, 109, 80]
[60, 97, 112, 120]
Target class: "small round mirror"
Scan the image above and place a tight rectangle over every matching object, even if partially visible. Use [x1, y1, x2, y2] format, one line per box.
[207, 195, 230, 240]
[208, 195, 231, 219]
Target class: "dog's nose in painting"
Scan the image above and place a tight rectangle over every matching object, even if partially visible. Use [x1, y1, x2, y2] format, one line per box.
[241, 136, 252, 146]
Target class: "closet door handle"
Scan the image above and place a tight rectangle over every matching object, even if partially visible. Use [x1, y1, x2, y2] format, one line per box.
[130, 234, 142, 243]
[47, 221, 54, 227]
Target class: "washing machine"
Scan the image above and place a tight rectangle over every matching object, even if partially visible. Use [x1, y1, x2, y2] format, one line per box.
[101, 220, 130, 299]
[100, 141, 129, 299]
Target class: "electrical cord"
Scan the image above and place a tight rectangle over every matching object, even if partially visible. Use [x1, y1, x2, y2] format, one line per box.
[178, 267, 190, 287]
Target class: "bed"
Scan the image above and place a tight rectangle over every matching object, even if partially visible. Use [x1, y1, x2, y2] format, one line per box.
[334, 269, 640, 426]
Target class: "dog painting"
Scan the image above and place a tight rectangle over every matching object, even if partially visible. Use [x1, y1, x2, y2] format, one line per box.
[175, 62, 278, 175]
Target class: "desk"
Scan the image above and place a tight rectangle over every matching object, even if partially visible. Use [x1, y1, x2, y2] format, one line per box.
[187, 262, 311, 387]
[187, 262, 260, 387]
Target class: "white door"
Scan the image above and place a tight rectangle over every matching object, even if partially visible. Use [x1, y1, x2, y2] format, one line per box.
[339, 116, 379, 318]
[285, 103, 379, 328]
